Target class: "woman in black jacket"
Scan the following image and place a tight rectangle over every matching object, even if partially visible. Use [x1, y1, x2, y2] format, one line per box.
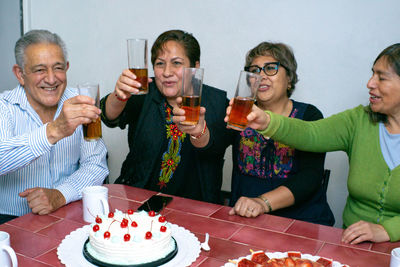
[101, 30, 230, 204]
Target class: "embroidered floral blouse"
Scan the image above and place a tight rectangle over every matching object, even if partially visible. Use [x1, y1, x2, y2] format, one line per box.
[230, 100, 335, 225]
[100, 81, 230, 204]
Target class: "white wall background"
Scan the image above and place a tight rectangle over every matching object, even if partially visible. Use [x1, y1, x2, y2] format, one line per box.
[22, 0, 400, 227]
[0, 0, 20, 92]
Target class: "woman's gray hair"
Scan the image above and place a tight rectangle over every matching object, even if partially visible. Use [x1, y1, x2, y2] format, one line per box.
[245, 42, 298, 97]
[15, 29, 68, 69]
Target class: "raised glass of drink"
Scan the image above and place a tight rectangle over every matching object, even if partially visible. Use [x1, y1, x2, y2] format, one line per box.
[78, 83, 102, 141]
[228, 70, 262, 130]
[180, 67, 204, 125]
[127, 38, 148, 94]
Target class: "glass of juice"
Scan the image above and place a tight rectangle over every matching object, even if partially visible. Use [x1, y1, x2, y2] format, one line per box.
[180, 67, 204, 125]
[127, 38, 148, 94]
[228, 70, 262, 130]
[77, 82, 102, 141]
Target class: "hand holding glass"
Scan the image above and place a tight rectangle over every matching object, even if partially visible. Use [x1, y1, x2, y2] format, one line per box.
[127, 38, 148, 94]
[78, 83, 102, 141]
[228, 70, 262, 130]
[180, 67, 204, 125]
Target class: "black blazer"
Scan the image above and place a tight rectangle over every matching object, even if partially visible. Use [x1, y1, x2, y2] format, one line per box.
[101, 81, 230, 204]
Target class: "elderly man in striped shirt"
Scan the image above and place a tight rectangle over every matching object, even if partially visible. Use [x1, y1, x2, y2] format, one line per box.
[0, 29, 109, 224]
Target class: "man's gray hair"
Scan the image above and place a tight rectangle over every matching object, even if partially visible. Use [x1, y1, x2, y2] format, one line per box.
[15, 29, 68, 69]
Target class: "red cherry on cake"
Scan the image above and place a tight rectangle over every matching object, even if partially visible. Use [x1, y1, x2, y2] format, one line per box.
[131, 221, 138, 227]
[108, 212, 114, 218]
[127, 209, 134, 215]
[158, 216, 166, 223]
[95, 216, 102, 224]
[124, 234, 131, 241]
[121, 221, 128, 228]
[145, 231, 152, 239]
[148, 211, 156, 217]
[93, 225, 100, 232]
[160, 226, 167, 232]
[104, 231, 111, 239]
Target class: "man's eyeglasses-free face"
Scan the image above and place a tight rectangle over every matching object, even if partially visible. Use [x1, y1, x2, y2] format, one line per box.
[244, 62, 286, 76]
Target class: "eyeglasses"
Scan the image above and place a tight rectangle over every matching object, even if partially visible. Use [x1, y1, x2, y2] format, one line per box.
[244, 62, 285, 76]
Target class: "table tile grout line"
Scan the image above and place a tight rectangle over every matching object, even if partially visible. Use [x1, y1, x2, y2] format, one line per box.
[204, 211, 296, 230]
[315, 241, 325, 255]
[189, 214, 327, 244]
[193, 256, 207, 267]
[321, 240, 392, 255]
[282, 219, 295, 233]
[17, 252, 55, 267]
[226, 224, 245, 240]
[34, 217, 65, 233]
[38, 242, 61, 256]
[207, 205, 225, 217]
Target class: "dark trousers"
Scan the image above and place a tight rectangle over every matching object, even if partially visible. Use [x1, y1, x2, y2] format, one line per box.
[0, 214, 17, 224]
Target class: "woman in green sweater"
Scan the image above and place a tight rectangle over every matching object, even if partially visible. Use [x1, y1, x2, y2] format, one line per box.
[225, 43, 400, 244]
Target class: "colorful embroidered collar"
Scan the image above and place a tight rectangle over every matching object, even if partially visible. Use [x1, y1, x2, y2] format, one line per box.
[157, 102, 186, 189]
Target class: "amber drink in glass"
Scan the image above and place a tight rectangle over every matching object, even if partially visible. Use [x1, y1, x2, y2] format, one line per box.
[127, 38, 148, 94]
[180, 67, 204, 125]
[78, 83, 102, 141]
[228, 70, 262, 130]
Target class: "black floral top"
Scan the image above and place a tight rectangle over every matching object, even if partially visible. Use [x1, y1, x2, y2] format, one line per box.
[230, 100, 335, 226]
[100, 81, 230, 204]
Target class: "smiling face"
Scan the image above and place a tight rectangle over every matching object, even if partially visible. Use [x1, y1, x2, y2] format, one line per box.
[367, 56, 400, 119]
[153, 41, 199, 103]
[13, 43, 69, 115]
[251, 55, 290, 105]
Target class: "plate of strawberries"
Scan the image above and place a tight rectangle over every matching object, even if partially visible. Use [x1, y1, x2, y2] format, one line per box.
[223, 250, 350, 267]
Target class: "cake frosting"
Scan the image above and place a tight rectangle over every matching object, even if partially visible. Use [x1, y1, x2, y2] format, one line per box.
[86, 209, 176, 265]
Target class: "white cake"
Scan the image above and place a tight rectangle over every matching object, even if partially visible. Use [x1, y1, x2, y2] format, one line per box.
[86, 209, 176, 265]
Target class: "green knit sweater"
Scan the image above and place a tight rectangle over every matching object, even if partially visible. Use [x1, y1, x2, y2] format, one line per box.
[258, 105, 400, 242]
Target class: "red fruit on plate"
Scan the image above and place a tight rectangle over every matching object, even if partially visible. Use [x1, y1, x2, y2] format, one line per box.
[149, 211, 156, 217]
[316, 257, 333, 267]
[120, 221, 128, 228]
[284, 257, 296, 267]
[145, 231, 152, 239]
[288, 251, 301, 258]
[295, 259, 313, 267]
[93, 225, 100, 232]
[104, 231, 111, 239]
[131, 221, 138, 227]
[127, 209, 134, 215]
[158, 216, 166, 223]
[95, 216, 102, 224]
[124, 234, 131, 241]
[160, 226, 167, 232]
[237, 258, 258, 267]
[251, 251, 269, 264]
[108, 212, 114, 218]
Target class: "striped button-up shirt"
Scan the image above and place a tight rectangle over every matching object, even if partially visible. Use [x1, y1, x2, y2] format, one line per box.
[0, 85, 109, 216]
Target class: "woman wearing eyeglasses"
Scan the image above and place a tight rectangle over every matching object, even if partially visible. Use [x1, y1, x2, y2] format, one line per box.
[228, 42, 334, 226]
[229, 43, 400, 244]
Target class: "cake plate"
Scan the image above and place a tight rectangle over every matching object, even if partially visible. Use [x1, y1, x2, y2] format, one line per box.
[82, 238, 178, 267]
[58, 224, 200, 267]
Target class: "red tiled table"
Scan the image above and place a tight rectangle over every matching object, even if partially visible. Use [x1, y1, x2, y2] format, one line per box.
[1, 184, 398, 266]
